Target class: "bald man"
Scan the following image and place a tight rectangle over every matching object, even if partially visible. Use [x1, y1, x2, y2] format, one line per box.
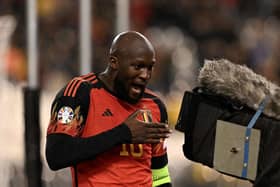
[46, 31, 172, 187]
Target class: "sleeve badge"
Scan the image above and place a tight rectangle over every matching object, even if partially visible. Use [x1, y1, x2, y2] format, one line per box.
[57, 106, 74, 124]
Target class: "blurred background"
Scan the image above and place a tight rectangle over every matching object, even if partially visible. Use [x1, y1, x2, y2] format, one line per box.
[1, 0, 280, 186]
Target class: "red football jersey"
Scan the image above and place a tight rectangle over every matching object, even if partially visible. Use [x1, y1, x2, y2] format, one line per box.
[47, 73, 168, 187]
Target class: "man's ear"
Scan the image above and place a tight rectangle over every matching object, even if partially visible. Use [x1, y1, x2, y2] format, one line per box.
[109, 56, 119, 69]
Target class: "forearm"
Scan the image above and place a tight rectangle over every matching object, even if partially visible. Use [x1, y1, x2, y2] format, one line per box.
[46, 123, 131, 170]
[152, 154, 172, 187]
[152, 165, 172, 187]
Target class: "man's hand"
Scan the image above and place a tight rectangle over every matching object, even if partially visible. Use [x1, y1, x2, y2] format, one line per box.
[123, 110, 172, 144]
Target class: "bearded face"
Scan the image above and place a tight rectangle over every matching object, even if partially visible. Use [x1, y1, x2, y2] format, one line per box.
[114, 71, 146, 104]
[108, 31, 156, 104]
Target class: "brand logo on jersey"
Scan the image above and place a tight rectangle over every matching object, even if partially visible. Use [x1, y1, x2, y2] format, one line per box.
[102, 108, 113, 116]
[57, 106, 74, 124]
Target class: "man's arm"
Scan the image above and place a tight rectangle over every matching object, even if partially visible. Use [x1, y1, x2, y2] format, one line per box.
[150, 95, 172, 187]
[46, 123, 131, 170]
[151, 154, 172, 187]
[46, 109, 171, 170]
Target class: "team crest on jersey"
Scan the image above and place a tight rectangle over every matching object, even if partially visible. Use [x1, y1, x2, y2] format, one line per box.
[57, 106, 74, 124]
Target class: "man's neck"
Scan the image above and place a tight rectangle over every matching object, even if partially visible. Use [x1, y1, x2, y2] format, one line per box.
[98, 70, 115, 93]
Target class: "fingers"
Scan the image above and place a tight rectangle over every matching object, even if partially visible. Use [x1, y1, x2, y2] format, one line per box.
[143, 123, 172, 142]
[149, 133, 171, 139]
[129, 124, 171, 144]
[144, 123, 171, 133]
[145, 122, 170, 129]
[146, 126, 171, 136]
[126, 110, 172, 144]
[144, 138, 165, 144]
[146, 134, 170, 141]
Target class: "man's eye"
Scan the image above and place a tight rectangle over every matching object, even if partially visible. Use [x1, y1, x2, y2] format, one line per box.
[148, 65, 154, 71]
[134, 64, 142, 70]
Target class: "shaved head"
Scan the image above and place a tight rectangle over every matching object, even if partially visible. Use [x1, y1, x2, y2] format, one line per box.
[109, 31, 155, 59]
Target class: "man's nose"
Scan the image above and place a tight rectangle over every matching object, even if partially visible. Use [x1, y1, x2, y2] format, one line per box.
[139, 68, 151, 80]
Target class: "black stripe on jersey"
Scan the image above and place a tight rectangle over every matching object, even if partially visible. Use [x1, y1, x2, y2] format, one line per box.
[151, 153, 168, 169]
[143, 92, 168, 123]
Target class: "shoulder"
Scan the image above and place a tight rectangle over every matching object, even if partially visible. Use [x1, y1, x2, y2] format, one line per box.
[55, 72, 99, 100]
[51, 73, 100, 110]
[50, 73, 100, 119]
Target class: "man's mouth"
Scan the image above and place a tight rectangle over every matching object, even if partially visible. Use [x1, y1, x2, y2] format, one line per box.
[130, 83, 145, 95]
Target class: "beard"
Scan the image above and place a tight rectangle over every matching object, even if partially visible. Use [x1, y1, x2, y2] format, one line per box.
[114, 77, 144, 104]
